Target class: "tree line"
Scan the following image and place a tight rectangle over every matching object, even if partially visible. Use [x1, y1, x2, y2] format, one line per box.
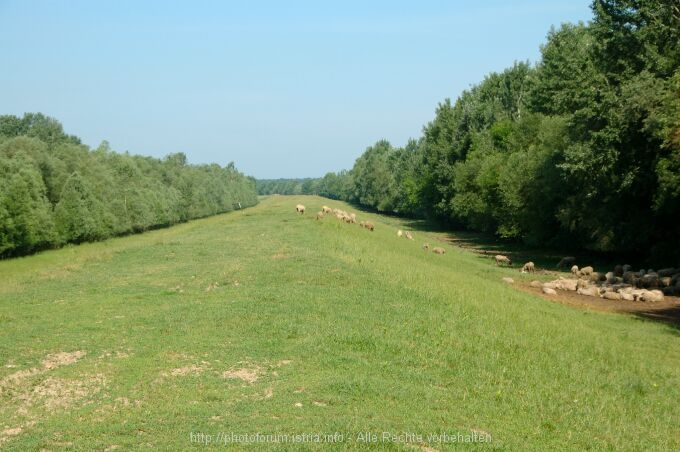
[0, 113, 258, 257]
[266, 0, 679, 263]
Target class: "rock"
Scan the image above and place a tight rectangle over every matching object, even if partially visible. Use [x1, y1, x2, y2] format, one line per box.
[529, 280, 542, 288]
[660, 277, 672, 287]
[605, 271, 616, 284]
[542, 287, 557, 295]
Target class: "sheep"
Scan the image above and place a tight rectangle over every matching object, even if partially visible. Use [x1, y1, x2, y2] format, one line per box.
[432, 247, 446, 254]
[322, 206, 332, 214]
[542, 287, 557, 295]
[570, 265, 579, 275]
[404, 231, 414, 240]
[349, 213, 357, 223]
[295, 204, 306, 214]
[557, 256, 576, 268]
[315, 211, 324, 220]
[502, 277, 515, 284]
[577, 286, 599, 297]
[579, 266, 594, 276]
[521, 261, 535, 273]
[601, 291, 621, 301]
[397, 229, 403, 237]
[494, 255, 512, 266]
[422, 243, 430, 251]
[363, 221, 375, 231]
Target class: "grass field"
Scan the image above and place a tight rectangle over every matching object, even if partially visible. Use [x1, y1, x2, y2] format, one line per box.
[1, 195, 679, 450]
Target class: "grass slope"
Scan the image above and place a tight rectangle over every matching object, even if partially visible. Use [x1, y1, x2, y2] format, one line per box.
[1, 195, 679, 450]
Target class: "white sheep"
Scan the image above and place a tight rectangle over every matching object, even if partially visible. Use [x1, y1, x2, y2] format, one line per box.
[494, 255, 512, 266]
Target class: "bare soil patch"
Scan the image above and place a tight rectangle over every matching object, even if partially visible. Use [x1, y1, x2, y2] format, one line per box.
[223, 367, 261, 384]
[517, 280, 680, 326]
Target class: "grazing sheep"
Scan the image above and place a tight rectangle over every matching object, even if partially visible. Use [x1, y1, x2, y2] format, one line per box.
[316, 211, 324, 220]
[349, 213, 357, 223]
[494, 255, 512, 266]
[557, 256, 576, 268]
[521, 262, 535, 273]
[422, 243, 430, 251]
[542, 287, 557, 295]
[397, 229, 403, 237]
[432, 247, 446, 254]
[295, 204, 306, 214]
[322, 206, 332, 214]
[570, 265, 579, 275]
[529, 280, 543, 288]
[405, 231, 414, 240]
[363, 221, 375, 231]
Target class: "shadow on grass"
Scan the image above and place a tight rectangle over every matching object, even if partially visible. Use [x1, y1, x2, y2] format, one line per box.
[631, 307, 680, 332]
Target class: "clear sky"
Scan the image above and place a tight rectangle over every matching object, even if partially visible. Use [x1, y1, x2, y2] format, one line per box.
[0, 0, 593, 178]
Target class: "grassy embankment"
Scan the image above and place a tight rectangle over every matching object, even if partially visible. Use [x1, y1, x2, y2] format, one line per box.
[1, 195, 678, 450]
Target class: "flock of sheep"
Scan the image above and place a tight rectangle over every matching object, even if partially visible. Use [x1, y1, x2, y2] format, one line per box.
[297, 202, 678, 303]
[494, 252, 679, 302]
[295, 203, 446, 255]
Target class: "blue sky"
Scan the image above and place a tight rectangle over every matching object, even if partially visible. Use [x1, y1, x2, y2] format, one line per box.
[0, 1, 593, 178]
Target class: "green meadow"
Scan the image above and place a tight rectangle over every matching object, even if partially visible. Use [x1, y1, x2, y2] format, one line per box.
[1, 195, 678, 450]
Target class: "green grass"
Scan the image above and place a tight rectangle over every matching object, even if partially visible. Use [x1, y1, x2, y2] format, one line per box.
[1, 195, 679, 450]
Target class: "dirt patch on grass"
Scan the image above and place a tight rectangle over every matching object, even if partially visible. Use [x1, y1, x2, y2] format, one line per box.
[169, 364, 206, 377]
[223, 367, 261, 384]
[42, 350, 86, 370]
[517, 281, 680, 325]
[0, 350, 100, 445]
[29, 374, 106, 411]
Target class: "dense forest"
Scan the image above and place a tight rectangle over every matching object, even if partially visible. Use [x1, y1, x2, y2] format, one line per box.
[263, 0, 680, 263]
[0, 113, 258, 257]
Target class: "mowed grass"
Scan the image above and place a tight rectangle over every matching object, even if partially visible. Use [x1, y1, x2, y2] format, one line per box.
[1, 195, 679, 450]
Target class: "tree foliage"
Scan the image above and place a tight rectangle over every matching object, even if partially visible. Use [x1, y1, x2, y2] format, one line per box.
[315, 0, 680, 263]
[0, 114, 257, 257]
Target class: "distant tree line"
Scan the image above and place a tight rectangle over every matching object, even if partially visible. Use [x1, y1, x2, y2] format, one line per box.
[0, 113, 258, 257]
[287, 0, 679, 263]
